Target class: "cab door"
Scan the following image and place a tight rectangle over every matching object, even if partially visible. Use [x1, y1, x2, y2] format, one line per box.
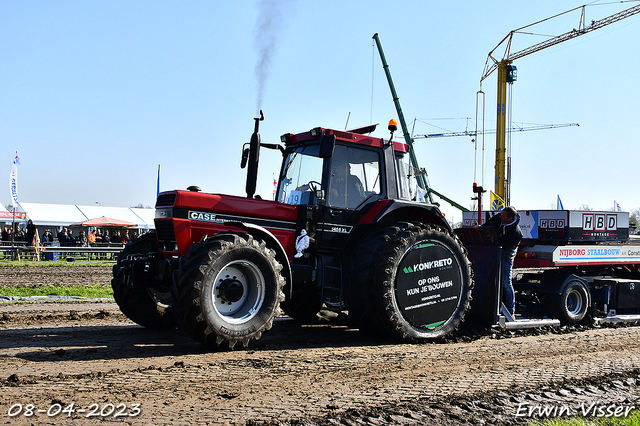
[318, 144, 384, 250]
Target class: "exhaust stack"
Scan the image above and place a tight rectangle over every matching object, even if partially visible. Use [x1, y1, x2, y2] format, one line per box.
[245, 110, 264, 198]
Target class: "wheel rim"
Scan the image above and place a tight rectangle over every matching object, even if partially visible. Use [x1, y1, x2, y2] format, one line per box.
[212, 260, 265, 324]
[566, 289, 584, 315]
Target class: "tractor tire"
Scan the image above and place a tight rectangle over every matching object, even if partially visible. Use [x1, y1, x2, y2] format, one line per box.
[111, 232, 177, 330]
[346, 222, 473, 341]
[552, 279, 590, 324]
[172, 232, 285, 350]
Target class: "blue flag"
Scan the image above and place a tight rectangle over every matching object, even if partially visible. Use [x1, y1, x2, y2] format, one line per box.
[557, 195, 564, 210]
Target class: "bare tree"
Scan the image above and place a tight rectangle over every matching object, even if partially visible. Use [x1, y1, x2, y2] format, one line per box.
[630, 208, 640, 234]
[578, 204, 594, 211]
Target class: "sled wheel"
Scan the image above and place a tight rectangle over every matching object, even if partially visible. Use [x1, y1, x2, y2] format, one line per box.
[553, 279, 590, 324]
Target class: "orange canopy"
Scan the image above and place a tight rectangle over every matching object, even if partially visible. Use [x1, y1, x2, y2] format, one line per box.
[69, 216, 136, 228]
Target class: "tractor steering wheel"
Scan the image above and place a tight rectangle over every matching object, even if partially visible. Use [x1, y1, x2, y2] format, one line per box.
[307, 181, 321, 192]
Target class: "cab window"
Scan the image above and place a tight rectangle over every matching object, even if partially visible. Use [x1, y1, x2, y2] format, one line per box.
[328, 145, 381, 209]
[396, 154, 412, 200]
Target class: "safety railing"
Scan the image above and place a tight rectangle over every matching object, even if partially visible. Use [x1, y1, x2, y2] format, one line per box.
[0, 242, 125, 262]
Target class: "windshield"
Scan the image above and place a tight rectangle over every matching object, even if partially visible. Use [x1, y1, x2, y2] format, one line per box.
[278, 144, 323, 205]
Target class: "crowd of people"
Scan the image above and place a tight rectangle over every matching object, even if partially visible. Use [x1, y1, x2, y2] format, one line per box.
[1, 222, 136, 247]
[52, 227, 133, 247]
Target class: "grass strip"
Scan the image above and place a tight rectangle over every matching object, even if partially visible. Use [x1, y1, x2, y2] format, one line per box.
[0, 260, 113, 267]
[529, 409, 640, 425]
[0, 284, 113, 299]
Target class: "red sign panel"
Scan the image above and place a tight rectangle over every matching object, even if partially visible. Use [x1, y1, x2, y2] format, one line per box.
[0, 212, 26, 219]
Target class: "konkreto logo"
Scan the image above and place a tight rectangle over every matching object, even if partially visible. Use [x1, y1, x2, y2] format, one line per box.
[403, 258, 453, 274]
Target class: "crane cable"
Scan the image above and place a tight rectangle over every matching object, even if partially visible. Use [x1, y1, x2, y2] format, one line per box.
[474, 90, 486, 210]
[370, 40, 375, 125]
[507, 81, 514, 206]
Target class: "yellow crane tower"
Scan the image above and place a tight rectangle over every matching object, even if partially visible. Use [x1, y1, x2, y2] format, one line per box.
[479, 3, 640, 206]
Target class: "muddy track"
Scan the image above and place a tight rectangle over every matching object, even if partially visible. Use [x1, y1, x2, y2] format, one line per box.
[0, 265, 113, 288]
[1, 266, 640, 425]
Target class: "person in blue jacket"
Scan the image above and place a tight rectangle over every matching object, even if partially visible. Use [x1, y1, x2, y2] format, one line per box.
[482, 206, 523, 317]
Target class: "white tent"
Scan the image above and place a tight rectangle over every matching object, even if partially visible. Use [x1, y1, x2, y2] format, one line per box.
[19, 202, 88, 228]
[130, 208, 156, 230]
[18, 202, 155, 229]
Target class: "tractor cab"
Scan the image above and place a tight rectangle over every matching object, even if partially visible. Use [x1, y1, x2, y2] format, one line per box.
[276, 125, 413, 251]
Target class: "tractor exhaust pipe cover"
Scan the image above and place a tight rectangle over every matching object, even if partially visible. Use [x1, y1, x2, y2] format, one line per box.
[245, 110, 264, 198]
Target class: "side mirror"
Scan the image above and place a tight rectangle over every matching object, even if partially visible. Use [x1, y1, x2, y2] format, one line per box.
[240, 146, 249, 169]
[319, 135, 335, 159]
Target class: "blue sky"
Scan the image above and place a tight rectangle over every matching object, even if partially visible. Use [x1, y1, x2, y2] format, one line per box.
[2, 1, 639, 225]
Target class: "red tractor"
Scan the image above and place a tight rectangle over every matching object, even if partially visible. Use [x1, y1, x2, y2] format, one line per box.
[112, 114, 474, 349]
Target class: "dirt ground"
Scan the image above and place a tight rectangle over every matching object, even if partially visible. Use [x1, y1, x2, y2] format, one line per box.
[1, 265, 640, 426]
[0, 265, 113, 289]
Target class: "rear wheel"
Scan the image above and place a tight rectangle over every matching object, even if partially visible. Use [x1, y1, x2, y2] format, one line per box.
[111, 232, 177, 330]
[552, 279, 590, 324]
[347, 223, 473, 341]
[172, 232, 284, 349]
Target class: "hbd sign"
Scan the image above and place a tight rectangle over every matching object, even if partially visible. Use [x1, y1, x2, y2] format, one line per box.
[582, 214, 617, 231]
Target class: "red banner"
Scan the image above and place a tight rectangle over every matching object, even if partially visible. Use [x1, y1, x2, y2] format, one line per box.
[0, 212, 26, 219]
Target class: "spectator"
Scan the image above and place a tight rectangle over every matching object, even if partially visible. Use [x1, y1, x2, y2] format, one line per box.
[58, 228, 69, 245]
[95, 229, 103, 244]
[88, 229, 97, 246]
[77, 231, 88, 247]
[101, 231, 111, 245]
[1, 226, 10, 241]
[120, 230, 130, 245]
[14, 226, 25, 242]
[68, 229, 75, 245]
[25, 219, 36, 246]
[42, 229, 54, 244]
[112, 230, 121, 245]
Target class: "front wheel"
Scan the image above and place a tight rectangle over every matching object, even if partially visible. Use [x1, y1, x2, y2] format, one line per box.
[172, 232, 285, 349]
[347, 223, 474, 341]
[111, 232, 177, 330]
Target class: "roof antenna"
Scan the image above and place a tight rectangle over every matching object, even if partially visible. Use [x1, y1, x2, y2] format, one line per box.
[344, 112, 351, 130]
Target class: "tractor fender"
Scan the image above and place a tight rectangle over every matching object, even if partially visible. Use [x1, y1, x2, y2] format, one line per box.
[224, 221, 293, 296]
[358, 199, 451, 231]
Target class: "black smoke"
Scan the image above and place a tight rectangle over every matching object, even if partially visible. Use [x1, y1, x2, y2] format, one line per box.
[254, 0, 294, 112]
